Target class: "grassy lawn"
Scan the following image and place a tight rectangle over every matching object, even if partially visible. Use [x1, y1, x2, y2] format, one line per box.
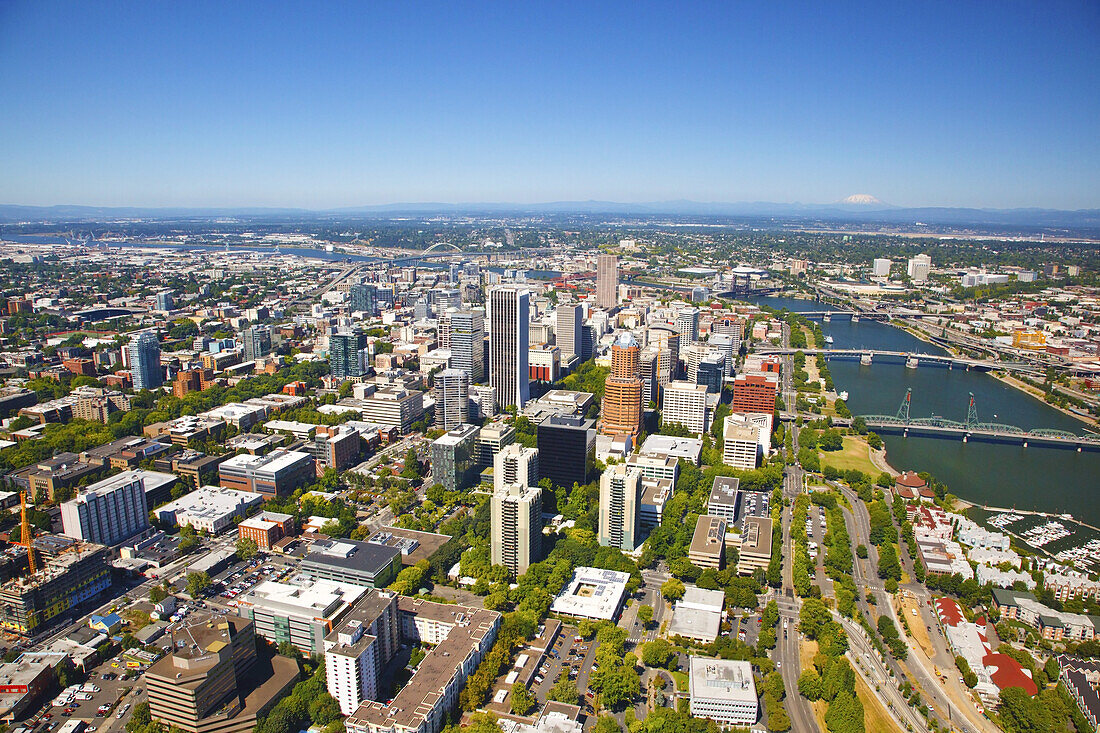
[854, 669, 905, 732]
[671, 671, 689, 693]
[122, 608, 150, 630]
[820, 436, 879, 477]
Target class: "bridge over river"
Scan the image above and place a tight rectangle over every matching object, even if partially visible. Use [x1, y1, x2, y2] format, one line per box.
[756, 347, 1044, 375]
[860, 390, 1100, 451]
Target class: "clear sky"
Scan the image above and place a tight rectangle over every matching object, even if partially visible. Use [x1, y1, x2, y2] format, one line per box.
[1, 1, 1098, 209]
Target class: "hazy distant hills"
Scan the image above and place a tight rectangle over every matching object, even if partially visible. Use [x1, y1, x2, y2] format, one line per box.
[1, 201, 1099, 230]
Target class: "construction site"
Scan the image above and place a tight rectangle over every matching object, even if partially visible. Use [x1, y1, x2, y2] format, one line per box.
[0, 494, 111, 639]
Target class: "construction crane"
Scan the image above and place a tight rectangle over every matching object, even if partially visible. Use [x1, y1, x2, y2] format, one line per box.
[19, 492, 36, 575]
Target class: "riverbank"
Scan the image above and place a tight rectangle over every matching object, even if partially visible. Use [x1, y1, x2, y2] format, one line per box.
[897, 318, 1100, 430]
[989, 372, 1100, 430]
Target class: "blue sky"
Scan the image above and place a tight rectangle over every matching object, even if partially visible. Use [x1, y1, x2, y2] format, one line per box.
[1, 1, 1098, 209]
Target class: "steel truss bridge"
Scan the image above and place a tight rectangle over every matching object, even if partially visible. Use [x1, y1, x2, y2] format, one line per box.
[859, 389, 1100, 451]
[756, 347, 1044, 375]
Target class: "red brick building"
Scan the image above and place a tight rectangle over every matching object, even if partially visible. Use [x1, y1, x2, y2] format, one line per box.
[62, 357, 97, 377]
[237, 511, 296, 550]
[731, 372, 779, 414]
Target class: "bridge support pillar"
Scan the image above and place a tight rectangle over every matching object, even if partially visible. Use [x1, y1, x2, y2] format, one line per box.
[903, 428, 908, 438]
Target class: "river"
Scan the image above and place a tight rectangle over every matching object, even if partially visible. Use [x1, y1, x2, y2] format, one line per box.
[750, 295, 1100, 527]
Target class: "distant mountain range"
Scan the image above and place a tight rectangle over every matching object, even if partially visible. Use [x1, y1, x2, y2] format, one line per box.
[1, 201, 1098, 229]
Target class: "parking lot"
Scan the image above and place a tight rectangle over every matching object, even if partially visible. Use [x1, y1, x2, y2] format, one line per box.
[530, 628, 598, 709]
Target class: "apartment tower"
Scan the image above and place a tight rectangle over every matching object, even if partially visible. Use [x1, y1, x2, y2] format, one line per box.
[488, 287, 530, 411]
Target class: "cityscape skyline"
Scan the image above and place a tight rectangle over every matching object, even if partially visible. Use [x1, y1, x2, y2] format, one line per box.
[1, 2, 1098, 210]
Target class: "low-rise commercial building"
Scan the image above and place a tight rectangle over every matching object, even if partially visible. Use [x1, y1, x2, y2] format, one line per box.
[549, 567, 630, 621]
[0, 654, 56, 722]
[237, 512, 295, 550]
[219, 450, 314, 499]
[736, 516, 773, 576]
[237, 578, 369, 655]
[688, 657, 758, 727]
[668, 586, 724, 644]
[301, 539, 402, 589]
[638, 434, 703, 465]
[155, 486, 264, 534]
[689, 515, 726, 570]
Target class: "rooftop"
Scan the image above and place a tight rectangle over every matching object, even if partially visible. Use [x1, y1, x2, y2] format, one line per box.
[689, 515, 727, 557]
[303, 538, 401, 576]
[689, 657, 757, 703]
[549, 567, 630, 621]
[708, 476, 740, 507]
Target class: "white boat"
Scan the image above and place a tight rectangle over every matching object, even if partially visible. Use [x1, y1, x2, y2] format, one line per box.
[824, 335, 834, 344]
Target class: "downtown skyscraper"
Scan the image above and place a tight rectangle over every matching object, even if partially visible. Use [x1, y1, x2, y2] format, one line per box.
[434, 368, 469, 430]
[599, 332, 643, 437]
[329, 329, 367, 380]
[127, 331, 162, 391]
[596, 253, 619, 309]
[488, 287, 530, 411]
[554, 303, 583, 361]
[439, 308, 485, 384]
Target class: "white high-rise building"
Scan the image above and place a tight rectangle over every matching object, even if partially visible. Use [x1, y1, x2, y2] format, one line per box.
[722, 418, 761, 470]
[683, 343, 715, 383]
[493, 444, 539, 492]
[676, 308, 699, 344]
[598, 464, 641, 551]
[596, 254, 619, 309]
[708, 333, 735, 376]
[661, 381, 712, 435]
[434, 368, 469, 430]
[61, 472, 150, 546]
[555, 304, 584, 361]
[491, 482, 543, 576]
[441, 308, 485, 384]
[907, 254, 932, 283]
[872, 258, 892, 278]
[488, 287, 530, 411]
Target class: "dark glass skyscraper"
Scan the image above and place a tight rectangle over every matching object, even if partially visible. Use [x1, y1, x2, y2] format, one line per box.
[330, 330, 366, 380]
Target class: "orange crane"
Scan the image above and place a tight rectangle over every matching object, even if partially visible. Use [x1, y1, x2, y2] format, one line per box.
[19, 492, 36, 574]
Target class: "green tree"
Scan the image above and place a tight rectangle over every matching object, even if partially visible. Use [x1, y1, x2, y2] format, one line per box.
[186, 571, 211, 598]
[637, 604, 654, 628]
[149, 585, 168, 604]
[640, 639, 672, 669]
[661, 577, 686, 602]
[592, 717, 621, 733]
[547, 674, 580, 705]
[998, 686, 1051, 733]
[509, 683, 536, 716]
[798, 669, 823, 700]
[236, 536, 259, 560]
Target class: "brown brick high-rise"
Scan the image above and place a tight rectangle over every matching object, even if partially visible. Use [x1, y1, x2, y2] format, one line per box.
[731, 372, 779, 415]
